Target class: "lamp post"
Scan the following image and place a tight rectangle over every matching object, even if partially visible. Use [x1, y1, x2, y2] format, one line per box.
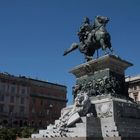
[10, 112, 13, 127]
[49, 104, 53, 124]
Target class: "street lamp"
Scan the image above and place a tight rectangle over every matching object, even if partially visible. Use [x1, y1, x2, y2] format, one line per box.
[49, 104, 53, 124]
[10, 112, 13, 127]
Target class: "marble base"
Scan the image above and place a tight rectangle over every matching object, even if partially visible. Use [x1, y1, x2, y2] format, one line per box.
[30, 96, 140, 139]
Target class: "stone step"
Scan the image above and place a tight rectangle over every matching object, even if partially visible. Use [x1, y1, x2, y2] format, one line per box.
[75, 122, 86, 127]
[116, 119, 140, 125]
[66, 131, 86, 137]
[117, 125, 140, 132]
[119, 132, 140, 137]
[103, 125, 118, 131]
[68, 127, 86, 133]
[55, 119, 60, 124]
[31, 133, 44, 139]
[101, 122, 118, 131]
[39, 129, 48, 135]
[87, 128, 103, 137]
[103, 131, 119, 137]
[65, 132, 77, 137]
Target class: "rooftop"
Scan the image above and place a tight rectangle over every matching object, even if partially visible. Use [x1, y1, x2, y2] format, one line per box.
[125, 75, 140, 83]
[0, 72, 66, 89]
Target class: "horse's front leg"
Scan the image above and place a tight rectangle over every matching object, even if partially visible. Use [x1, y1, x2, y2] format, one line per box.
[109, 47, 114, 54]
[84, 55, 93, 62]
[100, 38, 108, 55]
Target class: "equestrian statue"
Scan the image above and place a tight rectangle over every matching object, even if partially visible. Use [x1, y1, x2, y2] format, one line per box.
[63, 16, 113, 61]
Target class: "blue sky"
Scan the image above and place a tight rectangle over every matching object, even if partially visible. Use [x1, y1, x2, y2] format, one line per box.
[0, 0, 140, 104]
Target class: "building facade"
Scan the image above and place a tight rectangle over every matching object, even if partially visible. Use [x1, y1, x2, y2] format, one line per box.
[126, 75, 140, 104]
[0, 73, 67, 128]
[28, 78, 67, 128]
[0, 73, 29, 127]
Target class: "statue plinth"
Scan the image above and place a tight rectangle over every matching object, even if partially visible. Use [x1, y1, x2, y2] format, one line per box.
[67, 55, 140, 139]
[70, 54, 133, 78]
[90, 96, 140, 139]
[71, 55, 133, 99]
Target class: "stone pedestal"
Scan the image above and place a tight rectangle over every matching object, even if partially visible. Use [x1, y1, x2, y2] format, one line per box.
[70, 55, 132, 77]
[91, 96, 140, 139]
[70, 55, 133, 99]
[26, 55, 140, 140]
[68, 55, 140, 139]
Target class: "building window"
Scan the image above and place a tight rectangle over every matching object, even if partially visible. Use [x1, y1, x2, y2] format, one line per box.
[32, 98, 36, 105]
[137, 85, 140, 90]
[10, 96, 14, 103]
[31, 98, 36, 114]
[133, 92, 138, 102]
[0, 94, 4, 102]
[31, 108, 35, 113]
[0, 104, 4, 112]
[11, 86, 16, 93]
[134, 86, 137, 90]
[9, 105, 14, 113]
[0, 84, 6, 92]
[46, 109, 49, 115]
[39, 120, 42, 126]
[21, 88, 26, 94]
[20, 106, 25, 113]
[21, 97, 25, 104]
[40, 99, 44, 106]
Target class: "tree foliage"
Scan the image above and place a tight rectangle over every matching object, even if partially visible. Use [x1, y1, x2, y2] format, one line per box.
[0, 127, 38, 140]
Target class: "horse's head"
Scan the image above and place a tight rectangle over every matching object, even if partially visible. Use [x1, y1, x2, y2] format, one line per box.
[83, 17, 90, 24]
[94, 16, 109, 27]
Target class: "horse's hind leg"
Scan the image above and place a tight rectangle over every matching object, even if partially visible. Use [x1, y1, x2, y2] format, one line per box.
[84, 55, 93, 62]
[108, 41, 113, 53]
[84, 49, 95, 62]
[109, 47, 114, 54]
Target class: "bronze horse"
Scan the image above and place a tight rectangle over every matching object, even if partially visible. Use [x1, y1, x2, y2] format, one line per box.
[63, 16, 113, 61]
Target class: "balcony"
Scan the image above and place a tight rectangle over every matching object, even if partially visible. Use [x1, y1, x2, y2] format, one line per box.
[0, 111, 9, 117]
[15, 112, 28, 118]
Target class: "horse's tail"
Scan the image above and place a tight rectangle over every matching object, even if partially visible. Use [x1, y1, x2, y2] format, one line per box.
[63, 43, 78, 56]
